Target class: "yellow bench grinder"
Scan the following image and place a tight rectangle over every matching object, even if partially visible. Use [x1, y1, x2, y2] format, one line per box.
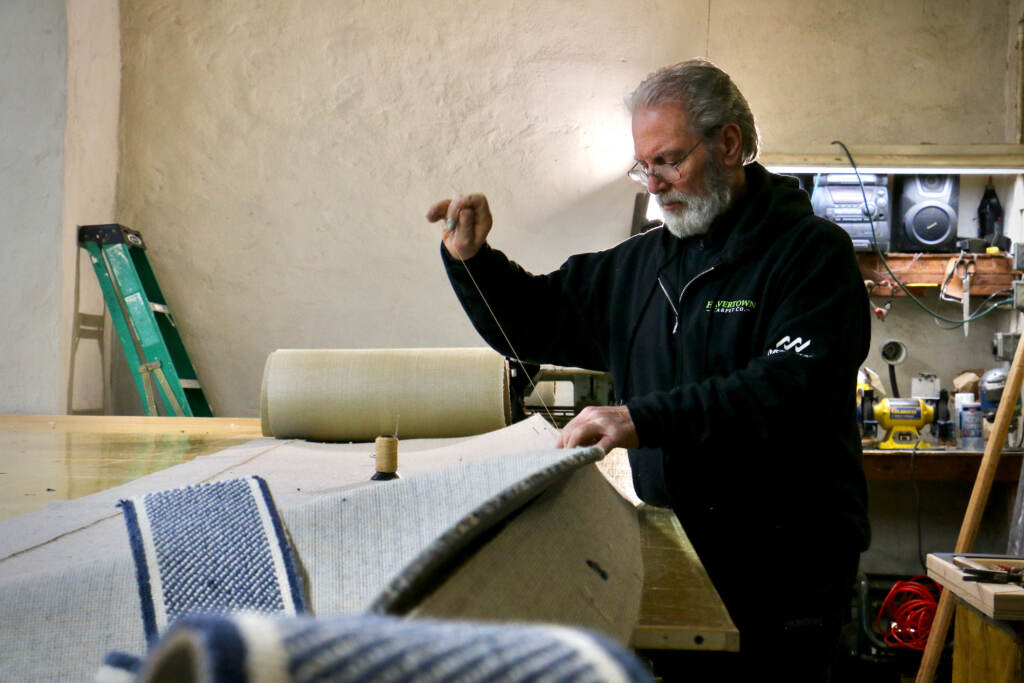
[858, 387, 950, 450]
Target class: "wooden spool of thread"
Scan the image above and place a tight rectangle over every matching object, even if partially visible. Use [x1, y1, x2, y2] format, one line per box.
[372, 436, 399, 480]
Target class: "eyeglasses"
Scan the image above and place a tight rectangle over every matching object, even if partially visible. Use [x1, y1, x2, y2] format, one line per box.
[628, 138, 705, 186]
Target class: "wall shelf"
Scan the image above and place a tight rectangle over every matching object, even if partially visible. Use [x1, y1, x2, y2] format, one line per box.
[857, 252, 1018, 298]
[762, 144, 1024, 174]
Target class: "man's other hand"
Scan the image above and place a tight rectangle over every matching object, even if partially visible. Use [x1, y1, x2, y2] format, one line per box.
[556, 405, 639, 454]
[426, 193, 493, 260]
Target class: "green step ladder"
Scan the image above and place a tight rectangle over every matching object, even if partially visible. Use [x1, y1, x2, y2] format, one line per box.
[78, 224, 213, 417]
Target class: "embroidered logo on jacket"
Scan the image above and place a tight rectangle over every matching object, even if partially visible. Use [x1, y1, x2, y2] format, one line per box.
[705, 298, 758, 313]
[768, 335, 811, 355]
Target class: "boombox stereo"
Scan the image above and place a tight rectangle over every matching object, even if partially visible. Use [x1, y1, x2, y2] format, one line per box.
[810, 174, 890, 252]
[893, 175, 959, 253]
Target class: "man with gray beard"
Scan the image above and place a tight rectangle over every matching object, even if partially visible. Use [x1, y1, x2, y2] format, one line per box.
[653, 144, 734, 239]
[428, 59, 870, 681]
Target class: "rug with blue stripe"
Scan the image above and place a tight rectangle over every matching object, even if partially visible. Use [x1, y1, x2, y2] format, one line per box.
[118, 476, 306, 643]
[96, 613, 654, 683]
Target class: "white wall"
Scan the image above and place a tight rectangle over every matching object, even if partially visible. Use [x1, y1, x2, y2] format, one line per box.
[62, 0, 122, 415]
[0, 0, 67, 414]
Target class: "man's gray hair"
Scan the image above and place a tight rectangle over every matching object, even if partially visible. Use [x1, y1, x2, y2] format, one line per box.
[627, 59, 760, 164]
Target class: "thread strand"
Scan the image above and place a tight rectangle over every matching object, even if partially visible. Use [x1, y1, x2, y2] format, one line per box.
[451, 245, 561, 430]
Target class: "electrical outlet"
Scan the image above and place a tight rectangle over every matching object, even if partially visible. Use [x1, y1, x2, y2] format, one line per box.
[1014, 243, 1024, 271]
[994, 332, 1021, 361]
[1015, 280, 1024, 311]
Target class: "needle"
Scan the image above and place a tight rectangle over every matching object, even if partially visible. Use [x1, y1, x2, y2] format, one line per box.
[962, 269, 971, 337]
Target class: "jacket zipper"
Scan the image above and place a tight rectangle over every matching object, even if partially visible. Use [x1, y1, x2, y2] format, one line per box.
[658, 266, 716, 334]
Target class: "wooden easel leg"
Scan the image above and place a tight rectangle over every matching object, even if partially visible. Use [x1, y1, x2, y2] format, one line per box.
[916, 330, 1024, 682]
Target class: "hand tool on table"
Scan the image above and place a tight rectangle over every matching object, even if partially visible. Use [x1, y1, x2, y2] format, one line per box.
[953, 556, 1024, 585]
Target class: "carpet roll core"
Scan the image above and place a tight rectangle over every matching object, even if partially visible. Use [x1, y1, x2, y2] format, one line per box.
[260, 348, 510, 442]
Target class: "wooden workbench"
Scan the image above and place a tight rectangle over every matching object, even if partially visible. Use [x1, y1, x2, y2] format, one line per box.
[863, 448, 1024, 481]
[927, 553, 1024, 682]
[0, 414, 737, 654]
[0, 414, 262, 521]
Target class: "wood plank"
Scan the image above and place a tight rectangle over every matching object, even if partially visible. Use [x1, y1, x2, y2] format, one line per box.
[858, 253, 1017, 298]
[953, 600, 1024, 683]
[863, 451, 1024, 482]
[631, 505, 739, 652]
[761, 144, 1024, 171]
[0, 414, 262, 521]
[927, 553, 1024, 621]
[596, 450, 738, 651]
[0, 414, 261, 435]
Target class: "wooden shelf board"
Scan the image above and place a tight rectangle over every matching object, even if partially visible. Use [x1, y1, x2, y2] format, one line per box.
[857, 252, 1018, 298]
[762, 144, 1024, 171]
[863, 450, 1024, 481]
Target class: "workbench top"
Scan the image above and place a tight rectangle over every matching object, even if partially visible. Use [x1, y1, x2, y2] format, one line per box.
[862, 447, 1024, 481]
[0, 414, 262, 521]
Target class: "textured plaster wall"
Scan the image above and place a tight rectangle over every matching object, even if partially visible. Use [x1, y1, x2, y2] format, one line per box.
[712, 0, 1017, 146]
[0, 1, 67, 414]
[63, 0, 122, 414]
[117, 0, 1020, 419]
[116, 0, 706, 416]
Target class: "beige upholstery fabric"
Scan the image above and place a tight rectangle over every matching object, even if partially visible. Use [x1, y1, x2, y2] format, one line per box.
[407, 464, 642, 643]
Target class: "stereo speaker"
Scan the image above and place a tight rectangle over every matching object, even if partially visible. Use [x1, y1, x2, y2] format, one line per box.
[894, 175, 959, 252]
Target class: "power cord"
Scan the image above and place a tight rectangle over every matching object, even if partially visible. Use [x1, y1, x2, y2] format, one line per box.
[910, 441, 926, 572]
[875, 575, 941, 651]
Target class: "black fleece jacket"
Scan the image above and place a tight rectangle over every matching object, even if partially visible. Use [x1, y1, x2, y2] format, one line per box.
[443, 163, 871, 554]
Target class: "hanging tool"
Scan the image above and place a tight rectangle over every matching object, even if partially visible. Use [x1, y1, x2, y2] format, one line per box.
[959, 258, 975, 337]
